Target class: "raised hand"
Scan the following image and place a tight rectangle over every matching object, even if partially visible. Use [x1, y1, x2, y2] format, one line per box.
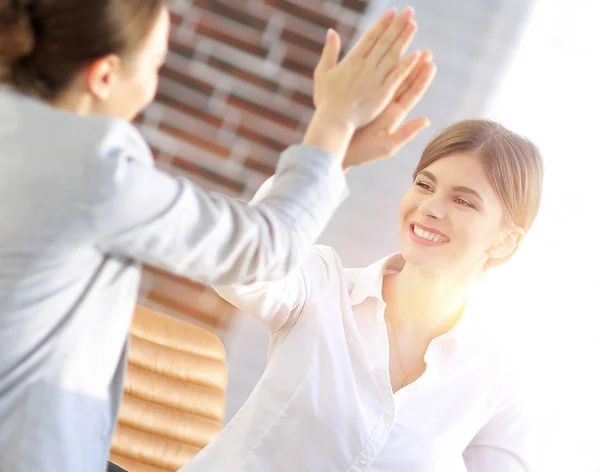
[343, 50, 437, 170]
[312, 7, 419, 129]
[303, 7, 422, 160]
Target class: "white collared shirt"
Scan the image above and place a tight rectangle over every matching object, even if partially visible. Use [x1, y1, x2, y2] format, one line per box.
[180, 246, 537, 472]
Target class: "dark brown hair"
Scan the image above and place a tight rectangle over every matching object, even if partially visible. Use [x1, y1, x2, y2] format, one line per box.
[414, 119, 543, 234]
[0, 0, 167, 100]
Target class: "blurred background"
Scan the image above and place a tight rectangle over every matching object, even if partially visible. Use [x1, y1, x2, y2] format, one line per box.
[133, 0, 599, 470]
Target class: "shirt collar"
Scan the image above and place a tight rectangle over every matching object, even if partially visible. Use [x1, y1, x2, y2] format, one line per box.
[348, 254, 477, 350]
[348, 253, 406, 307]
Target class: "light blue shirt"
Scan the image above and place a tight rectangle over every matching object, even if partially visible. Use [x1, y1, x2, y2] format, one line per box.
[0, 89, 347, 471]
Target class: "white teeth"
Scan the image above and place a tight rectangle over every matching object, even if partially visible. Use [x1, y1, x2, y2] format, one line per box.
[413, 225, 444, 243]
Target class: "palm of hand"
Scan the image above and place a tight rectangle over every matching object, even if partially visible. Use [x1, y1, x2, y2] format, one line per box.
[344, 103, 412, 168]
[344, 53, 437, 170]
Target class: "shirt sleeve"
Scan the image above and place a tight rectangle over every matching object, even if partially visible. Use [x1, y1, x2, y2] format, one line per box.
[463, 390, 539, 472]
[88, 121, 347, 286]
[212, 265, 307, 332]
[212, 244, 334, 331]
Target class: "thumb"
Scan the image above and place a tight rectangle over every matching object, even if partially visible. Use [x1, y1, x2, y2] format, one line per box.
[315, 29, 341, 76]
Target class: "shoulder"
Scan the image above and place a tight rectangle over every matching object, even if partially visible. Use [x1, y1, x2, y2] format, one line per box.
[84, 117, 152, 167]
[82, 119, 155, 202]
[1, 90, 151, 166]
[303, 245, 345, 291]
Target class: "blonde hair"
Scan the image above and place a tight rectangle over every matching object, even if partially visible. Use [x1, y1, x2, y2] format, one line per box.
[414, 119, 543, 234]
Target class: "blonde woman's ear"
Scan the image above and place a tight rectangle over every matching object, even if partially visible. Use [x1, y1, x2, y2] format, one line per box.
[504, 227, 525, 253]
[488, 247, 502, 259]
[489, 227, 525, 260]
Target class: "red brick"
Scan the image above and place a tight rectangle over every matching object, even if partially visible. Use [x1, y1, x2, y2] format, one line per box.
[287, 90, 314, 108]
[195, 13, 269, 58]
[161, 64, 214, 97]
[169, 39, 197, 61]
[243, 155, 278, 177]
[156, 92, 221, 129]
[282, 57, 312, 78]
[171, 156, 246, 194]
[155, 79, 223, 128]
[141, 268, 238, 328]
[259, 1, 361, 49]
[233, 103, 304, 150]
[159, 122, 230, 159]
[227, 95, 301, 130]
[280, 27, 325, 55]
[283, 40, 321, 73]
[138, 123, 181, 157]
[170, 12, 184, 26]
[282, 67, 314, 95]
[263, 0, 339, 29]
[203, 0, 269, 31]
[269, 6, 329, 40]
[342, 0, 368, 13]
[194, 61, 312, 126]
[236, 124, 288, 154]
[206, 56, 280, 93]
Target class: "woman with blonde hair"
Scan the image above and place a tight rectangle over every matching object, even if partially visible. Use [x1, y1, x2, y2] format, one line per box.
[181, 119, 543, 472]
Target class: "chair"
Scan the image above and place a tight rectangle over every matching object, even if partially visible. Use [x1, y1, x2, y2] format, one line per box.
[109, 305, 227, 471]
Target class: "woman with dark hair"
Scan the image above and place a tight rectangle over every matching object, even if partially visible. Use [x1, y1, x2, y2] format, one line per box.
[0, 1, 435, 470]
[181, 119, 544, 472]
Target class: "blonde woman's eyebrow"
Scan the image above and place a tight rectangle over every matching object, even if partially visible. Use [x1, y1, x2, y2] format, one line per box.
[418, 170, 484, 203]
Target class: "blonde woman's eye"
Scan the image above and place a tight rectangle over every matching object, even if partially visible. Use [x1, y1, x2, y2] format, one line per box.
[456, 197, 474, 208]
[416, 181, 433, 191]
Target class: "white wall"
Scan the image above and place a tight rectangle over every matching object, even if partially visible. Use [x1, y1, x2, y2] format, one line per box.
[482, 1, 600, 470]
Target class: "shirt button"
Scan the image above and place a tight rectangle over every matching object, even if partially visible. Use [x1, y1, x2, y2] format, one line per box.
[358, 458, 367, 467]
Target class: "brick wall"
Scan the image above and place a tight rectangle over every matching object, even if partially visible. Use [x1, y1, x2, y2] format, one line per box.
[135, 0, 370, 332]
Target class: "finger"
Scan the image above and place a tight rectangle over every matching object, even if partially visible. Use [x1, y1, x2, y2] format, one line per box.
[367, 117, 430, 163]
[380, 49, 420, 95]
[387, 116, 431, 148]
[371, 102, 409, 135]
[375, 20, 417, 82]
[368, 9, 414, 66]
[395, 62, 437, 114]
[389, 19, 418, 63]
[393, 51, 423, 98]
[346, 7, 397, 60]
[314, 29, 341, 79]
[421, 49, 433, 63]
[394, 49, 433, 99]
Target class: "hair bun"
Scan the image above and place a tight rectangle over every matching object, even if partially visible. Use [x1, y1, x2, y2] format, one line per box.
[0, 1, 35, 65]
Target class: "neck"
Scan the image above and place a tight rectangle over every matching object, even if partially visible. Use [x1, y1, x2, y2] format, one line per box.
[383, 262, 478, 339]
[48, 77, 94, 115]
[51, 91, 92, 115]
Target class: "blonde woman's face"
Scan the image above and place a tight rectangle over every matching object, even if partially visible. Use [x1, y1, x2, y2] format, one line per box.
[398, 153, 514, 275]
